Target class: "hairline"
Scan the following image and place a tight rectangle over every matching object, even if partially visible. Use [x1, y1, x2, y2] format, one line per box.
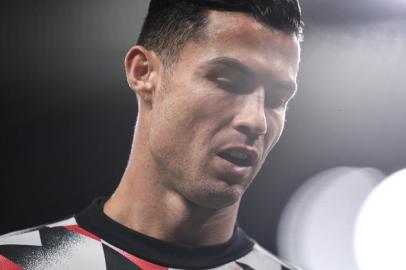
[156, 9, 302, 76]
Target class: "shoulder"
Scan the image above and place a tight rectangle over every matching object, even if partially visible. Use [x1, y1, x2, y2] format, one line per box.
[0, 217, 86, 269]
[0, 216, 77, 241]
[236, 241, 301, 270]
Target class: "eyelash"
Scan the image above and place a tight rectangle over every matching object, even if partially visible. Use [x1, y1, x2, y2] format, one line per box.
[266, 94, 289, 109]
[214, 78, 240, 90]
[211, 76, 249, 95]
[211, 76, 293, 110]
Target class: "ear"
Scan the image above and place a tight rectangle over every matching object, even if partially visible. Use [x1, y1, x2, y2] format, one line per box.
[124, 46, 160, 103]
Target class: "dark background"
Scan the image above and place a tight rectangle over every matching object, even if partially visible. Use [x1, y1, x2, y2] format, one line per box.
[2, 0, 406, 255]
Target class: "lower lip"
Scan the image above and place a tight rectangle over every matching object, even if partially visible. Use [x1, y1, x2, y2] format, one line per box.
[213, 154, 252, 180]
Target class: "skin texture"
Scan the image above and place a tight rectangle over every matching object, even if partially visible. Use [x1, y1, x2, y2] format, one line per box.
[104, 11, 300, 246]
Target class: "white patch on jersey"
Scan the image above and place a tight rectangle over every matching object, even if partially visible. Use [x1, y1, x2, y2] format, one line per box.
[0, 230, 42, 246]
[253, 244, 302, 270]
[169, 261, 243, 270]
[237, 243, 289, 270]
[209, 261, 244, 270]
[31, 231, 107, 270]
[47, 217, 77, 228]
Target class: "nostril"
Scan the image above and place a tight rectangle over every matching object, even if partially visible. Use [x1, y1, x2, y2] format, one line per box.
[236, 125, 266, 141]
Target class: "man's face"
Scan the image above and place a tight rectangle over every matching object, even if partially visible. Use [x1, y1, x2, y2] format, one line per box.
[148, 11, 300, 209]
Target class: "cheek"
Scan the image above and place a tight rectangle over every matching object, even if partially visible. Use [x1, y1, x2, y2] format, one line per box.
[149, 95, 208, 155]
[265, 111, 286, 148]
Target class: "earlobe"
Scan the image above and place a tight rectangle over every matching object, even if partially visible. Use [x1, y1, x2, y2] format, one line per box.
[125, 46, 156, 103]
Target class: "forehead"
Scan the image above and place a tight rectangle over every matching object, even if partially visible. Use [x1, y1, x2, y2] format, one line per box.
[206, 10, 297, 51]
[175, 10, 300, 81]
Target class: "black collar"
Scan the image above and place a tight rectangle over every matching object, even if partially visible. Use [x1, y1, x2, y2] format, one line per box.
[75, 197, 254, 269]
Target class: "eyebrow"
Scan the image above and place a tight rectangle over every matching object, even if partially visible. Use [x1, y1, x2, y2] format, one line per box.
[206, 57, 255, 78]
[207, 56, 297, 93]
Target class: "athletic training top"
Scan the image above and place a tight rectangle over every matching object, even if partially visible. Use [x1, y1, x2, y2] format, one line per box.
[0, 198, 298, 270]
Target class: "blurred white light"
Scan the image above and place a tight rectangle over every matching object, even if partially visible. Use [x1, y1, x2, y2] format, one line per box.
[354, 167, 406, 270]
[277, 167, 384, 270]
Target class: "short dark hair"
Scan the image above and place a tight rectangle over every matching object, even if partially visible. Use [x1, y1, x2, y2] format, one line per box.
[137, 0, 304, 66]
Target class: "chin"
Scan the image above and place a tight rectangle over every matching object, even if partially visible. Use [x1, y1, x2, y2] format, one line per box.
[190, 184, 244, 210]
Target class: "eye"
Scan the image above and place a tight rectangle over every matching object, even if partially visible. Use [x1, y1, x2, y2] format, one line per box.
[210, 76, 251, 94]
[204, 66, 251, 93]
[215, 77, 239, 90]
[265, 89, 294, 110]
[266, 96, 287, 109]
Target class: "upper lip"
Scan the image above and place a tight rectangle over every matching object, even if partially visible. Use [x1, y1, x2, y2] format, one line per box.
[216, 145, 260, 166]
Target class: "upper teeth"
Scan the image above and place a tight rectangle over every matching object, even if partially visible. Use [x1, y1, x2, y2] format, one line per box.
[228, 150, 249, 160]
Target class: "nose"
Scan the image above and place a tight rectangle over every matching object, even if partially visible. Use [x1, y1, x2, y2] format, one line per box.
[232, 90, 267, 139]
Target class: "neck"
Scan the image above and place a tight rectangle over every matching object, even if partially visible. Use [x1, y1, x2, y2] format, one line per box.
[104, 116, 240, 246]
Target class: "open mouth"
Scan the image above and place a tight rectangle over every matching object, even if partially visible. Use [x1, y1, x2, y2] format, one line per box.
[217, 149, 256, 167]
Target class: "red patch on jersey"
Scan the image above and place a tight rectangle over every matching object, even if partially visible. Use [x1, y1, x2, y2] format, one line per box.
[0, 255, 24, 270]
[114, 248, 168, 270]
[64, 225, 101, 241]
